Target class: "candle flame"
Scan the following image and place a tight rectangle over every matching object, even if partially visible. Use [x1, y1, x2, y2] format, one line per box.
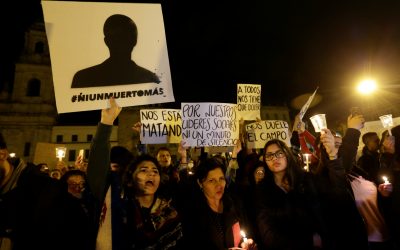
[382, 176, 390, 184]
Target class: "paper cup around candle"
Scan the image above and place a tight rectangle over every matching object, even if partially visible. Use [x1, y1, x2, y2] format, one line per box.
[379, 114, 393, 128]
[310, 114, 327, 133]
[379, 114, 393, 135]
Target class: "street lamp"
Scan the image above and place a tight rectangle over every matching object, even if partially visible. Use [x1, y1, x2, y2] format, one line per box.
[357, 79, 377, 95]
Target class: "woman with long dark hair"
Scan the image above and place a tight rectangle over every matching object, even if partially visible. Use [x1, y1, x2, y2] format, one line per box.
[181, 155, 256, 250]
[254, 129, 344, 250]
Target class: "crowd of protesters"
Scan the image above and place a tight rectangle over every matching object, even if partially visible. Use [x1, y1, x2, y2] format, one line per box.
[0, 98, 399, 250]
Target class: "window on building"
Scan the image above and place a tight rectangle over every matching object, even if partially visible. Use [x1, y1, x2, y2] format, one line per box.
[56, 135, 63, 143]
[24, 142, 31, 157]
[72, 135, 78, 142]
[274, 114, 279, 119]
[85, 149, 90, 159]
[34, 41, 45, 54]
[26, 78, 41, 97]
[87, 134, 93, 142]
[69, 149, 76, 162]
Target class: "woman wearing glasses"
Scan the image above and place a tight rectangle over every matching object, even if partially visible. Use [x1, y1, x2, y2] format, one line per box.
[181, 155, 256, 250]
[60, 169, 97, 250]
[254, 129, 344, 250]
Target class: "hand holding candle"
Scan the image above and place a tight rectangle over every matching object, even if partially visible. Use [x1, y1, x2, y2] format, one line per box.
[378, 176, 393, 197]
[310, 114, 327, 133]
[239, 230, 257, 250]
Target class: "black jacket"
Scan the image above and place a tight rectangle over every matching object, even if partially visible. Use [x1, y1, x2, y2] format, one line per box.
[0, 159, 95, 250]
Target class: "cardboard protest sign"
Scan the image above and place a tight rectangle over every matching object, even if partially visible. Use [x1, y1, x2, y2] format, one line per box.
[140, 109, 182, 144]
[357, 117, 400, 155]
[204, 146, 234, 154]
[42, 1, 174, 113]
[237, 84, 261, 120]
[181, 103, 239, 147]
[245, 120, 291, 149]
[298, 87, 319, 120]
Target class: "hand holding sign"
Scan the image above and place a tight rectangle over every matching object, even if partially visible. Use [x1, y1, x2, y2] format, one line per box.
[101, 97, 122, 125]
[132, 121, 142, 134]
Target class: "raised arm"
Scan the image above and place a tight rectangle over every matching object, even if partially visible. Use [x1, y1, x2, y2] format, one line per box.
[339, 114, 364, 173]
[87, 98, 122, 202]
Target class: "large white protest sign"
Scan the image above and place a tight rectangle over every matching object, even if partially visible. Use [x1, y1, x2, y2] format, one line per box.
[237, 84, 261, 120]
[361, 117, 400, 137]
[42, 1, 174, 113]
[181, 103, 239, 147]
[357, 117, 400, 153]
[140, 109, 182, 144]
[245, 120, 291, 149]
[204, 146, 234, 154]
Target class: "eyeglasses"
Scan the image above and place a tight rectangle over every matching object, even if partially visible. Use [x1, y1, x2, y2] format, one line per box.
[265, 150, 285, 161]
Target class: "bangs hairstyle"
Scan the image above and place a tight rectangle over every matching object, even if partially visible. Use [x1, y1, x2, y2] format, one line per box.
[263, 139, 303, 189]
[263, 139, 297, 164]
[195, 155, 227, 183]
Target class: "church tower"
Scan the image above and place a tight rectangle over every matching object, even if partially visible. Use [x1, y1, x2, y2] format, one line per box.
[0, 22, 56, 163]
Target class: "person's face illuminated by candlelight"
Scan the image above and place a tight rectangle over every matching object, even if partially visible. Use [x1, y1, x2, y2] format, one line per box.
[254, 166, 265, 184]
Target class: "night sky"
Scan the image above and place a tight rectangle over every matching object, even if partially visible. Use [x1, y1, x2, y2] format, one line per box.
[3, 0, 400, 125]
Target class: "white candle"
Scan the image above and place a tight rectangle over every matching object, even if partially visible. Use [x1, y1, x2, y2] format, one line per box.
[303, 153, 310, 172]
[56, 147, 67, 161]
[240, 230, 248, 243]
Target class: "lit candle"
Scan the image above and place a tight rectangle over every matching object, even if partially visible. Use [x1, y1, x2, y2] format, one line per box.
[240, 230, 248, 243]
[9, 153, 16, 158]
[382, 176, 390, 184]
[56, 147, 67, 161]
[303, 153, 310, 172]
